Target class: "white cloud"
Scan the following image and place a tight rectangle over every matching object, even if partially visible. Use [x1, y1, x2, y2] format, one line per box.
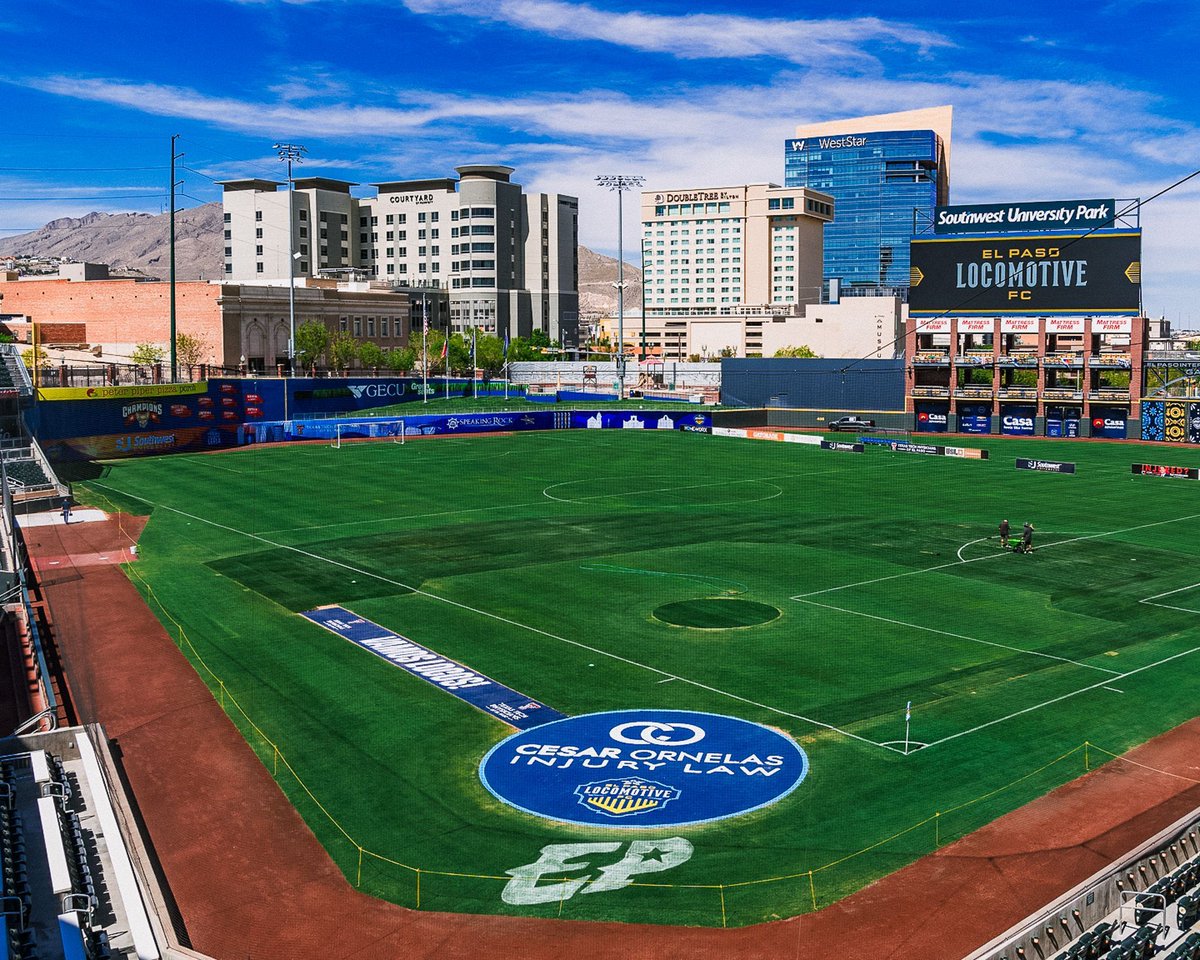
[402, 0, 951, 66]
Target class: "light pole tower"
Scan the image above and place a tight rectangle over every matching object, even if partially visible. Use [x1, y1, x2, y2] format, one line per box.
[273, 142, 307, 375]
[595, 174, 644, 397]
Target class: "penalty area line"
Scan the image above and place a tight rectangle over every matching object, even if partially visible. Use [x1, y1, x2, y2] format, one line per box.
[795, 599, 1123, 676]
[922, 643, 1200, 751]
[92, 481, 898, 755]
[793, 511, 1200, 601]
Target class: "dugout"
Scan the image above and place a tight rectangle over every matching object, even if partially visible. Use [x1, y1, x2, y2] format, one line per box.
[720, 358, 907, 430]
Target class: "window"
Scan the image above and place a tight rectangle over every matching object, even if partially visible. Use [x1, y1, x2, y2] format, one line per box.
[223, 213, 231, 223]
[431, 245, 440, 255]
[386, 248, 394, 258]
[471, 207, 493, 217]
[781, 197, 795, 210]
[397, 214, 406, 224]
[418, 229, 426, 240]
[387, 264, 395, 275]
[225, 263, 233, 275]
[299, 244, 307, 255]
[300, 261, 308, 272]
[225, 246, 232, 256]
[418, 212, 426, 223]
[360, 216, 368, 227]
[386, 231, 394, 241]
[431, 229, 439, 239]
[255, 210, 263, 221]
[768, 198, 781, 210]
[256, 263, 264, 273]
[386, 215, 394, 225]
[398, 231, 406, 240]
[430, 212, 438, 222]
[354, 319, 362, 336]
[224, 229, 231, 240]
[299, 209, 307, 220]
[360, 234, 368, 244]
[299, 226, 308, 238]
[256, 245, 263, 255]
[367, 318, 376, 337]
[255, 228, 263, 238]
[381, 318, 390, 337]
[471, 225, 494, 235]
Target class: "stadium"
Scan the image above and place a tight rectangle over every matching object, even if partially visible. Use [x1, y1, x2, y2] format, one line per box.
[0, 351, 1198, 960]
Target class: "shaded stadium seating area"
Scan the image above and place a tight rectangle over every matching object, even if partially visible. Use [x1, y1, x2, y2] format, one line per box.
[982, 827, 1200, 960]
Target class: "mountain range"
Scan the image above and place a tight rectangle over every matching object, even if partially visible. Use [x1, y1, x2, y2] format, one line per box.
[0, 203, 641, 314]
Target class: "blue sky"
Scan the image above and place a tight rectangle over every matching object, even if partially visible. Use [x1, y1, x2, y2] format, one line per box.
[2, 0, 1198, 321]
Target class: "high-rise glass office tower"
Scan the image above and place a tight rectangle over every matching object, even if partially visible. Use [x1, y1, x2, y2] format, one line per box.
[784, 106, 952, 298]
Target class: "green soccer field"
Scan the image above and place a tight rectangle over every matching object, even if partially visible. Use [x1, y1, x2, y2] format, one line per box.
[76, 429, 1200, 926]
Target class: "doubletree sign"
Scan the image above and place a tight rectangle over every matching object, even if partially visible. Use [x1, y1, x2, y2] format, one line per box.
[908, 231, 1141, 317]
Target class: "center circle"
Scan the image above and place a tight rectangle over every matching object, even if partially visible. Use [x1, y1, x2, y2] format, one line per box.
[653, 598, 781, 629]
[479, 709, 808, 828]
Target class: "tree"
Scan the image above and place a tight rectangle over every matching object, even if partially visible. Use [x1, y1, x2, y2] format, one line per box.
[131, 342, 166, 366]
[413, 330, 447, 374]
[1010, 369, 1037, 386]
[358, 341, 386, 372]
[21, 345, 50, 370]
[476, 335, 504, 379]
[385, 346, 416, 374]
[175, 332, 211, 376]
[447, 333, 471, 376]
[718, 345, 738, 358]
[328, 331, 359, 373]
[773, 345, 819, 358]
[293, 320, 330, 373]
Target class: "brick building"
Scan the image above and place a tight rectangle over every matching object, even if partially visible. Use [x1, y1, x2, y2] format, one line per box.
[0, 274, 411, 372]
[905, 316, 1145, 438]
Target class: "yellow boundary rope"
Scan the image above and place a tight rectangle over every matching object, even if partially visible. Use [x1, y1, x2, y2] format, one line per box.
[80, 489, 1184, 923]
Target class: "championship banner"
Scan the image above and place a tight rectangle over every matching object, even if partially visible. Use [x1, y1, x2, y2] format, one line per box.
[1016, 458, 1077, 474]
[909, 231, 1141, 317]
[36, 382, 208, 401]
[1131, 463, 1200, 480]
[820, 440, 864, 453]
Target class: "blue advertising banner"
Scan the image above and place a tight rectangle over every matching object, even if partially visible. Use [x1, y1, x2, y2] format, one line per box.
[1090, 409, 1127, 439]
[480, 709, 808, 828]
[301, 606, 567, 730]
[915, 406, 948, 432]
[958, 403, 992, 435]
[569, 411, 712, 431]
[1000, 408, 1036, 435]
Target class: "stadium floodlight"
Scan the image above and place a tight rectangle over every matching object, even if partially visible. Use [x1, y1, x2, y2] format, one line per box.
[274, 142, 308, 377]
[595, 175, 644, 397]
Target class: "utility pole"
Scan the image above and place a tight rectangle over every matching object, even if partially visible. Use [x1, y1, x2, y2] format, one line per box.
[169, 134, 183, 381]
[595, 174, 644, 399]
[273, 142, 307, 377]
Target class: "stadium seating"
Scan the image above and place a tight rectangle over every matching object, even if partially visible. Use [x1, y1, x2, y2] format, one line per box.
[2, 459, 51, 491]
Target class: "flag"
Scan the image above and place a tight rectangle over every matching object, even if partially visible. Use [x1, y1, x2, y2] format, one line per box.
[503, 331, 510, 358]
[440, 338, 448, 359]
[905, 701, 912, 722]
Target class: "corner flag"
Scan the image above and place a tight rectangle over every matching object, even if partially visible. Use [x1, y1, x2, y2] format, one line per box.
[905, 701, 911, 721]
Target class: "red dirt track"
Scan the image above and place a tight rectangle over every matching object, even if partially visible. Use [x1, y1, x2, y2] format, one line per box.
[23, 515, 1200, 960]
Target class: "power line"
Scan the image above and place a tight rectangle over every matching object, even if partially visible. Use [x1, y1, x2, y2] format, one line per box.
[0, 193, 168, 201]
[0, 165, 164, 172]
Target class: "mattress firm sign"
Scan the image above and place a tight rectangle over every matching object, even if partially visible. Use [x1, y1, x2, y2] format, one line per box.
[909, 231, 1141, 316]
[934, 199, 1117, 235]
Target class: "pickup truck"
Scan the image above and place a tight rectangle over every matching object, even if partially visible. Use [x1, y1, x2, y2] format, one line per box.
[828, 416, 876, 432]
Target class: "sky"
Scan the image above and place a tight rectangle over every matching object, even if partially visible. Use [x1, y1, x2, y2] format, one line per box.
[2, 0, 1198, 322]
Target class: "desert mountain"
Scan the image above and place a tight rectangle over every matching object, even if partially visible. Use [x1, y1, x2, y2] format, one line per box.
[0, 205, 642, 313]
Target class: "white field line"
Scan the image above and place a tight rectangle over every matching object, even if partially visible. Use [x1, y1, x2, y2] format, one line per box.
[94, 481, 896, 754]
[1140, 580, 1200, 615]
[795, 599, 1123, 676]
[920, 643, 1200, 750]
[792, 512, 1200, 601]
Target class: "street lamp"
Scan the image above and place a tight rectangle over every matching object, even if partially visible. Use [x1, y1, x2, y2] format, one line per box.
[274, 142, 307, 375]
[595, 174, 644, 396]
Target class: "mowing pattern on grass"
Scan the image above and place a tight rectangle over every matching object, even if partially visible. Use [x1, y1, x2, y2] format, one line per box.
[653, 598, 780, 628]
[79, 429, 1200, 927]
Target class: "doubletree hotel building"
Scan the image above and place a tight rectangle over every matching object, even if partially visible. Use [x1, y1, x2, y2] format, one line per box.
[784, 106, 952, 298]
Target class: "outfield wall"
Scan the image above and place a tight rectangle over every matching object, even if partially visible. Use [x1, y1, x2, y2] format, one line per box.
[720, 358, 906, 411]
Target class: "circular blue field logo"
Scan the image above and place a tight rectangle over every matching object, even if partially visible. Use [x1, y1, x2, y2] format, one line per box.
[479, 710, 809, 828]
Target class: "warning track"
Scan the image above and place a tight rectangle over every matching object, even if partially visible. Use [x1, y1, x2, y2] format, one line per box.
[22, 513, 1200, 960]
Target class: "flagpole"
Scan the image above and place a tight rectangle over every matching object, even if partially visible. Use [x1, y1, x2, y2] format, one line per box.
[444, 334, 450, 400]
[472, 327, 477, 400]
[422, 299, 428, 405]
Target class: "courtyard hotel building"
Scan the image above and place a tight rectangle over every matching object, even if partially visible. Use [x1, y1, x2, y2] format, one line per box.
[221, 165, 579, 348]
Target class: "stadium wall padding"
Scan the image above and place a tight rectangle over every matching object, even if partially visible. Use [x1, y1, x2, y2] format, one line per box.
[720, 358, 906, 411]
